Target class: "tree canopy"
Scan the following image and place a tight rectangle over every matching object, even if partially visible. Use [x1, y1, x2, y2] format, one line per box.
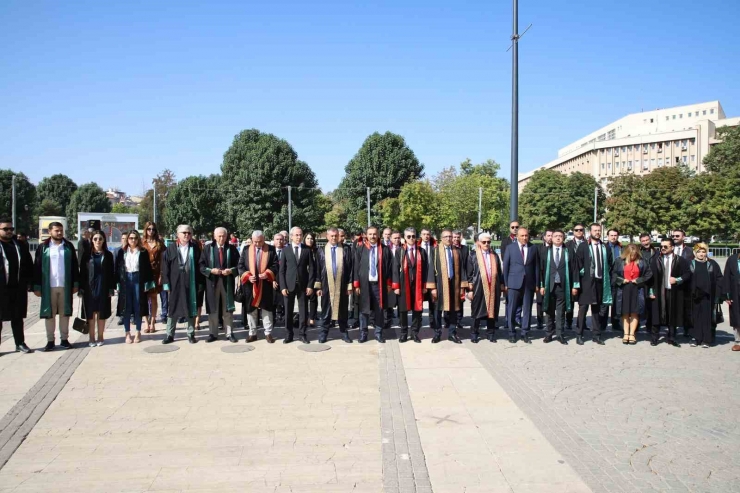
[0, 170, 36, 234]
[35, 174, 77, 216]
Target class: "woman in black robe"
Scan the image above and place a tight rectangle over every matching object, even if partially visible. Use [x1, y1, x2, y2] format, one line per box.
[79, 231, 115, 346]
[724, 251, 740, 352]
[116, 230, 155, 343]
[689, 243, 722, 348]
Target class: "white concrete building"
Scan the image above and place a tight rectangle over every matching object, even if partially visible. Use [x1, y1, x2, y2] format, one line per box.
[518, 101, 739, 192]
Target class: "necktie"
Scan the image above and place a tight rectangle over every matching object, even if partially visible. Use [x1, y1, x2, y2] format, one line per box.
[594, 244, 602, 278]
[447, 247, 454, 279]
[370, 246, 377, 278]
[664, 256, 671, 289]
[219, 246, 224, 267]
[277, 249, 281, 261]
[520, 244, 525, 262]
[554, 248, 561, 283]
[256, 248, 261, 272]
[294, 245, 299, 259]
[331, 246, 337, 278]
[408, 247, 415, 268]
[485, 252, 491, 280]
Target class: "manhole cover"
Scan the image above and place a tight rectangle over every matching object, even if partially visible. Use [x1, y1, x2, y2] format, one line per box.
[298, 344, 331, 352]
[144, 345, 180, 354]
[221, 345, 255, 353]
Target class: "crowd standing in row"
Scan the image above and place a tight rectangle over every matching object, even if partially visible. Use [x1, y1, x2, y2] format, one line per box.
[1, 218, 739, 354]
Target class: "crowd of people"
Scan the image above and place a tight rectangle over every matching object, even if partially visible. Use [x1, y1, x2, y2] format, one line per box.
[1, 217, 739, 354]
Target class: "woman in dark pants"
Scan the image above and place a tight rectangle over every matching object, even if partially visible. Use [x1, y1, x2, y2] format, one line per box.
[78, 231, 115, 346]
[116, 230, 155, 343]
[689, 243, 723, 348]
[304, 232, 319, 327]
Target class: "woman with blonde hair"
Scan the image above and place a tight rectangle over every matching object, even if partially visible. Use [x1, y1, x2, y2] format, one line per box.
[116, 230, 155, 343]
[689, 243, 723, 348]
[612, 243, 653, 344]
[142, 222, 165, 333]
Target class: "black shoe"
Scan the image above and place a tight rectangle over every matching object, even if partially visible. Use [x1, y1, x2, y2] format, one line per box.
[117, 317, 124, 326]
[60, 339, 72, 349]
[299, 336, 309, 344]
[650, 339, 658, 346]
[206, 335, 218, 343]
[16, 343, 33, 353]
[455, 323, 464, 331]
[162, 336, 174, 345]
[576, 336, 584, 345]
[487, 333, 496, 343]
[283, 336, 294, 344]
[342, 333, 353, 343]
[178, 317, 186, 323]
[351, 322, 360, 329]
[229, 334, 238, 343]
[667, 340, 681, 347]
[543, 336, 553, 344]
[375, 335, 386, 344]
[431, 335, 441, 344]
[359, 332, 368, 343]
[536, 324, 545, 331]
[521, 335, 531, 344]
[412, 335, 421, 343]
[399, 335, 408, 343]
[188, 335, 197, 344]
[318, 334, 327, 344]
[683, 329, 689, 337]
[448, 335, 462, 344]
[592, 337, 605, 345]
[43, 341, 55, 351]
[509, 336, 516, 343]
[557, 336, 568, 345]
[470, 335, 480, 343]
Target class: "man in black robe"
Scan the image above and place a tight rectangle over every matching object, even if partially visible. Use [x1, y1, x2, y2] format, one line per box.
[384, 230, 402, 330]
[162, 224, 204, 344]
[353, 226, 392, 343]
[649, 238, 691, 347]
[639, 233, 657, 330]
[200, 227, 239, 343]
[271, 233, 286, 326]
[466, 233, 504, 343]
[0, 218, 34, 353]
[723, 251, 740, 352]
[565, 223, 587, 331]
[452, 230, 470, 331]
[419, 229, 437, 330]
[392, 228, 433, 343]
[574, 223, 612, 345]
[239, 230, 279, 343]
[539, 230, 579, 345]
[279, 226, 316, 344]
[535, 230, 553, 330]
[671, 229, 694, 338]
[315, 227, 353, 343]
[431, 229, 469, 343]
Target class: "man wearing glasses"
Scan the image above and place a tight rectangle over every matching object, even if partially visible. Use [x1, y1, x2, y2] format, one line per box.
[502, 226, 539, 343]
[467, 233, 504, 343]
[161, 225, 204, 344]
[566, 223, 587, 332]
[574, 223, 612, 345]
[430, 229, 469, 343]
[392, 228, 433, 343]
[0, 219, 34, 353]
[501, 220, 521, 329]
[648, 238, 691, 347]
[672, 229, 694, 338]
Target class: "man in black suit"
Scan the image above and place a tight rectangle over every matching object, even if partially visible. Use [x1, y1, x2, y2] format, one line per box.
[649, 238, 691, 347]
[502, 226, 539, 343]
[279, 227, 316, 344]
[419, 228, 437, 330]
[671, 229, 694, 338]
[565, 223, 587, 331]
[353, 226, 393, 343]
[639, 233, 657, 330]
[0, 219, 34, 353]
[500, 220, 520, 329]
[539, 230, 578, 345]
[535, 230, 552, 330]
[271, 233, 286, 326]
[574, 223, 613, 345]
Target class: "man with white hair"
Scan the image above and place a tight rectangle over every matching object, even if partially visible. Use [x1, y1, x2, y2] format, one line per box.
[314, 227, 353, 343]
[279, 226, 316, 344]
[161, 224, 205, 344]
[238, 230, 279, 343]
[199, 227, 239, 343]
[272, 233, 286, 325]
[466, 232, 505, 343]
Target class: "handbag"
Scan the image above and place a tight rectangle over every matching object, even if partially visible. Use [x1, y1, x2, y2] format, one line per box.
[72, 298, 89, 334]
[234, 282, 245, 304]
[716, 304, 724, 324]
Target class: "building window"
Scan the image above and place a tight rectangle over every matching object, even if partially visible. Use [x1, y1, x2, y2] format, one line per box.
[651, 143, 655, 149]
[643, 161, 649, 171]
[651, 158, 655, 167]
[688, 112, 692, 117]
[711, 109, 715, 114]
[675, 141, 680, 148]
[682, 156, 688, 164]
[627, 161, 632, 170]
[673, 115, 676, 120]
[658, 158, 663, 167]
[679, 114, 683, 119]
[666, 116, 669, 121]
[650, 118, 654, 123]
[607, 148, 611, 155]
[691, 155, 696, 162]
[703, 110, 707, 115]
[607, 162, 611, 169]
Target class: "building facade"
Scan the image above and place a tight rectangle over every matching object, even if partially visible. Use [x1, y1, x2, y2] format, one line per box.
[518, 101, 739, 192]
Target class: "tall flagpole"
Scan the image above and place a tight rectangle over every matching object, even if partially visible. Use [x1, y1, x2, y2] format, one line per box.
[509, 0, 519, 222]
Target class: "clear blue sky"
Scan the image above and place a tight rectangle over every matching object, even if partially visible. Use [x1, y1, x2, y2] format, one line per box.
[1, 0, 738, 195]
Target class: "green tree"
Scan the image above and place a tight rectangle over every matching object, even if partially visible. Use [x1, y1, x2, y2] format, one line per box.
[111, 203, 136, 214]
[0, 170, 36, 235]
[519, 169, 570, 235]
[377, 180, 442, 233]
[323, 194, 350, 233]
[35, 174, 77, 215]
[681, 172, 739, 241]
[137, 169, 177, 232]
[335, 131, 423, 231]
[565, 172, 605, 226]
[221, 129, 323, 238]
[604, 175, 655, 236]
[36, 198, 64, 217]
[703, 125, 740, 174]
[66, 183, 111, 236]
[641, 167, 690, 233]
[163, 174, 224, 237]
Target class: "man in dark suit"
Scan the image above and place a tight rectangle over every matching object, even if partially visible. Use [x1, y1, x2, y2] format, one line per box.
[315, 227, 353, 343]
[502, 226, 539, 343]
[271, 233, 286, 327]
[419, 228, 437, 330]
[565, 223, 587, 331]
[639, 233, 657, 330]
[452, 230, 469, 331]
[535, 230, 552, 330]
[539, 230, 578, 345]
[500, 220, 520, 329]
[353, 226, 393, 343]
[671, 229, 694, 338]
[279, 227, 316, 344]
[649, 238, 691, 347]
[0, 219, 34, 353]
[574, 223, 613, 345]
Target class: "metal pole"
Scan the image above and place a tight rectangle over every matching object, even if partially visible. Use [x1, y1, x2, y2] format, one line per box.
[478, 187, 483, 232]
[11, 175, 16, 228]
[288, 186, 292, 232]
[366, 187, 371, 227]
[509, 0, 519, 222]
[152, 184, 157, 223]
[593, 186, 598, 223]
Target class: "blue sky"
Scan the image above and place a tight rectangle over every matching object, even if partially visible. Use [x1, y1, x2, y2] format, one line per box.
[1, 0, 738, 196]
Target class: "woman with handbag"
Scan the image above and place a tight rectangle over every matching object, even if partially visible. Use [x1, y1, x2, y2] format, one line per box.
[304, 232, 319, 327]
[612, 244, 652, 345]
[689, 243, 723, 348]
[116, 230, 156, 344]
[78, 231, 115, 347]
[142, 222, 165, 333]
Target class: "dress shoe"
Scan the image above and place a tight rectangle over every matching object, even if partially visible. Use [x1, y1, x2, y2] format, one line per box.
[455, 323, 464, 331]
[667, 340, 680, 347]
[521, 335, 531, 344]
[247, 335, 258, 343]
[16, 343, 33, 353]
[342, 333, 353, 343]
[162, 336, 174, 345]
[487, 333, 496, 343]
[359, 332, 368, 343]
[431, 335, 441, 344]
[650, 339, 658, 346]
[412, 334, 421, 343]
[543, 335, 553, 344]
[576, 336, 584, 345]
[300, 336, 310, 344]
[283, 336, 294, 344]
[43, 341, 55, 352]
[557, 336, 568, 345]
[447, 335, 462, 344]
[117, 317, 124, 326]
[60, 339, 72, 349]
[470, 335, 480, 343]
[188, 335, 197, 344]
[318, 334, 327, 344]
[206, 335, 218, 343]
[229, 334, 238, 343]
[266, 334, 275, 344]
[399, 335, 408, 343]
[592, 337, 605, 345]
[732, 344, 740, 352]
[375, 335, 386, 343]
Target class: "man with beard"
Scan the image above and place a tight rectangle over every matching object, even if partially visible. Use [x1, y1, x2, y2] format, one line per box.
[0, 219, 34, 353]
[574, 223, 612, 346]
[565, 223, 587, 330]
[639, 233, 657, 330]
[534, 230, 553, 331]
[539, 230, 579, 345]
[649, 238, 691, 347]
[392, 228, 432, 343]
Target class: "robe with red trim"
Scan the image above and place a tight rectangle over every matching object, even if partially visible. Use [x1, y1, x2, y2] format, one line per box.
[467, 248, 504, 320]
[237, 244, 278, 312]
[392, 245, 433, 313]
[353, 242, 393, 315]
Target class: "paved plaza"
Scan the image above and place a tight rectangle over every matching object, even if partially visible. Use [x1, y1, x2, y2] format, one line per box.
[1, 271, 739, 492]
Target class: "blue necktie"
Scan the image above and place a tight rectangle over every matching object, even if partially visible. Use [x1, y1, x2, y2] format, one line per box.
[447, 247, 454, 279]
[331, 246, 337, 278]
[370, 246, 377, 278]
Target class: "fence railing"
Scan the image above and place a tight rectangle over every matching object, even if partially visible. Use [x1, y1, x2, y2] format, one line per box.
[709, 247, 739, 258]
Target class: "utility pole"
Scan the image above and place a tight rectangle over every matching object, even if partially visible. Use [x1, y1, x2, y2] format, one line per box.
[288, 186, 292, 232]
[509, 0, 519, 222]
[366, 187, 371, 227]
[478, 187, 483, 233]
[11, 175, 16, 228]
[152, 184, 157, 223]
[593, 186, 598, 223]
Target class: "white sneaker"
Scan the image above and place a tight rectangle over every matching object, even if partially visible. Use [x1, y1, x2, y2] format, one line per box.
[689, 342, 697, 347]
[97, 341, 105, 347]
[88, 342, 96, 347]
[702, 344, 709, 348]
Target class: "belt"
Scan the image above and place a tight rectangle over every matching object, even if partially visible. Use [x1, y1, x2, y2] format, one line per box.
[369, 281, 379, 284]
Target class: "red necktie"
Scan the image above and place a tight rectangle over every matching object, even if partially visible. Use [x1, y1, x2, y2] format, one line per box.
[521, 245, 525, 261]
[219, 247, 224, 267]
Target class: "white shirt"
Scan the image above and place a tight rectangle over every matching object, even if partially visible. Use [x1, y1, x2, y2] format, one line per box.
[178, 243, 190, 263]
[125, 249, 140, 273]
[675, 245, 683, 257]
[423, 241, 431, 257]
[368, 244, 379, 282]
[591, 242, 602, 279]
[553, 246, 562, 265]
[663, 254, 673, 290]
[517, 242, 528, 264]
[291, 242, 301, 258]
[49, 241, 65, 288]
[483, 250, 492, 279]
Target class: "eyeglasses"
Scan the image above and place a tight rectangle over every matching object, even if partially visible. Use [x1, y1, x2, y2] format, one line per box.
[661, 245, 670, 249]
[574, 228, 584, 232]
[442, 235, 452, 239]
[510, 226, 519, 229]
[1, 227, 14, 232]
[479, 241, 491, 244]
[92, 238, 104, 242]
[127, 237, 137, 241]
[406, 235, 416, 239]
[180, 232, 192, 235]
[672, 235, 681, 238]
[147, 227, 155, 231]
